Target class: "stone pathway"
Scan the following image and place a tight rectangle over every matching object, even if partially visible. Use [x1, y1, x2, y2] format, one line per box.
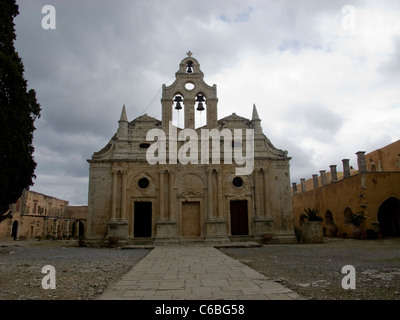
[98, 246, 305, 300]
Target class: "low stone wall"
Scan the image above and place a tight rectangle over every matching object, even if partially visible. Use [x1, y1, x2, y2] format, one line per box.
[301, 221, 323, 243]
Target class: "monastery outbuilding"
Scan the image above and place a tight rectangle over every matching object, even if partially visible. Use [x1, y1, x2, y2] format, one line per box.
[87, 53, 296, 245]
[292, 139, 400, 239]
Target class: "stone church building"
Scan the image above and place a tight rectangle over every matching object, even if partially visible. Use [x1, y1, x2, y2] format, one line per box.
[87, 53, 296, 245]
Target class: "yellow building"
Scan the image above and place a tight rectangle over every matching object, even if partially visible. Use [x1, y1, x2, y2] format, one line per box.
[0, 190, 87, 241]
[292, 140, 400, 238]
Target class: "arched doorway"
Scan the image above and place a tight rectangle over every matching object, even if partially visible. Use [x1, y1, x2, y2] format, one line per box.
[344, 207, 353, 224]
[325, 210, 334, 225]
[378, 197, 400, 237]
[11, 220, 18, 240]
[71, 220, 85, 238]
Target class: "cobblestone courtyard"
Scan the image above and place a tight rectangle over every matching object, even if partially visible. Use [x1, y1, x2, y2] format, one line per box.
[1, 238, 400, 300]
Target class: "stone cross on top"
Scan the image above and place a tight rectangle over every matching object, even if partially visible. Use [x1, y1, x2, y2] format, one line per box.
[186, 51, 193, 57]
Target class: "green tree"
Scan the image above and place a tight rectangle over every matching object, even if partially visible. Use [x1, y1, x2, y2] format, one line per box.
[0, 1, 41, 221]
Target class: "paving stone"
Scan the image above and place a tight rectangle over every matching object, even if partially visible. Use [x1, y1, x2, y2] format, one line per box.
[98, 246, 305, 300]
[201, 279, 230, 287]
[122, 289, 156, 297]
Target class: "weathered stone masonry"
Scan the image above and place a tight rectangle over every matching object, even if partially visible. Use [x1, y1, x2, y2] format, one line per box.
[87, 53, 296, 244]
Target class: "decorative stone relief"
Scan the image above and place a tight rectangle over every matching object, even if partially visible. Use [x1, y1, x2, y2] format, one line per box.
[178, 173, 204, 197]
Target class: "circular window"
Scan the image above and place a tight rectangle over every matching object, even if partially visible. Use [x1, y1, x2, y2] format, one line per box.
[139, 143, 150, 149]
[185, 82, 195, 90]
[138, 178, 150, 189]
[232, 177, 243, 188]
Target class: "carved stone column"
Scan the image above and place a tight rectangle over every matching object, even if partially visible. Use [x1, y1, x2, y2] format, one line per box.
[159, 170, 165, 221]
[111, 170, 118, 221]
[155, 169, 178, 244]
[217, 169, 223, 220]
[121, 171, 127, 221]
[253, 168, 274, 241]
[205, 168, 228, 243]
[207, 169, 213, 220]
[254, 169, 261, 219]
[108, 169, 128, 242]
[169, 170, 175, 220]
[263, 169, 270, 217]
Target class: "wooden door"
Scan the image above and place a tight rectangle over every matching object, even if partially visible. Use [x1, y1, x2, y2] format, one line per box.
[182, 201, 200, 237]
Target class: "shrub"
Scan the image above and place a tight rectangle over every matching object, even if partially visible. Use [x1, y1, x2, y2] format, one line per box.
[300, 208, 323, 222]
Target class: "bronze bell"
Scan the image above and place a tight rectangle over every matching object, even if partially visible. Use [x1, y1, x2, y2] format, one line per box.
[196, 94, 205, 111]
[175, 102, 182, 110]
[174, 95, 183, 110]
[186, 61, 193, 73]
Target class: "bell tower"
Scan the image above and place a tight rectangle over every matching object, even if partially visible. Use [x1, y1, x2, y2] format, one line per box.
[161, 52, 218, 130]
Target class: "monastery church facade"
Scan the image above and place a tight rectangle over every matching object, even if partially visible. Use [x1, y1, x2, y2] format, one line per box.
[87, 53, 296, 244]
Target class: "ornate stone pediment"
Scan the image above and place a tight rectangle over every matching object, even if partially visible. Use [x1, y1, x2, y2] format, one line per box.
[129, 114, 161, 128]
[178, 173, 204, 197]
[218, 113, 251, 128]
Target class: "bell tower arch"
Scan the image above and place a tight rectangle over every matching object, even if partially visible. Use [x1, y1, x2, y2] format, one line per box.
[161, 52, 218, 130]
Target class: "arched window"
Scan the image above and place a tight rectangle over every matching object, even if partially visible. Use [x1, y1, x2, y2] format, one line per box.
[195, 93, 207, 129]
[325, 210, 334, 225]
[186, 60, 193, 73]
[344, 207, 353, 224]
[378, 197, 400, 237]
[173, 94, 184, 128]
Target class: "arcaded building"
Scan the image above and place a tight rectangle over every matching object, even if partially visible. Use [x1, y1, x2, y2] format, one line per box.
[87, 53, 296, 245]
[292, 140, 400, 238]
[0, 190, 87, 241]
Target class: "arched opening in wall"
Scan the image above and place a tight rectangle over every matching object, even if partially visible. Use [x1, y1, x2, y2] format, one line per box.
[378, 197, 400, 237]
[370, 163, 377, 172]
[72, 220, 84, 238]
[78, 221, 84, 237]
[195, 93, 207, 129]
[11, 221, 18, 240]
[186, 60, 194, 73]
[172, 94, 185, 129]
[325, 210, 334, 225]
[344, 207, 353, 224]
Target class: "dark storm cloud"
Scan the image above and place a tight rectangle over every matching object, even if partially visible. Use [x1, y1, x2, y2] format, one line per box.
[11, 0, 400, 204]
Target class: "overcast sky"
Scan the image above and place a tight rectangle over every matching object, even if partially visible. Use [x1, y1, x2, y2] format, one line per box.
[14, 0, 400, 205]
